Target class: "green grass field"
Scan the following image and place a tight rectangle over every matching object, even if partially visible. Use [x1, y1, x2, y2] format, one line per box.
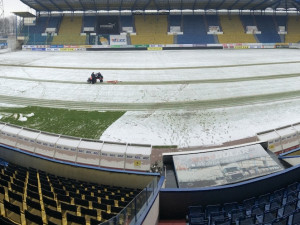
[0, 106, 125, 139]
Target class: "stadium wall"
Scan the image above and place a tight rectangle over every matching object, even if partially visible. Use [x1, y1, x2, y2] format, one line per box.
[21, 43, 291, 51]
[159, 164, 300, 219]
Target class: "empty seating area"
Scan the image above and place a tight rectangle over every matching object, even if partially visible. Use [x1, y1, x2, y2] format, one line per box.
[285, 16, 300, 43]
[18, 14, 300, 45]
[83, 16, 97, 31]
[22, 17, 48, 45]
[187, 182, 300, 225]
[131, 15, 173, 45]
[52, 16, 86, 45]
[218, 15, 256, 43]
[177, 15, 216, 44]
[0, 159, 141, 225]
[255, 16, 281, 43]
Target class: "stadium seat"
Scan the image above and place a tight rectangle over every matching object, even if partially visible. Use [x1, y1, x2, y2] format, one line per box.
[237, 216, 256, 225]
[278, 200, 297, 218]
[66, 213, 86, 225]
[271, 216, 289, 225]
[90, 218, 102, 225]
[26, 197, 42, 216]
[0, 215, 19, 225]
[4, 199, 21, 224]
[61, 202, 78, 216]
[223, 202, 239, 215]
[8, 190, 24, 212]
[43, 196, 57, 211]
[292, 209, 300, 224]
[205, 204, 222, 218]
[259, 208, 278, 224]
[215, 219, 231, 225]
[25, 210, 43, 225]
[269, 199, 283, 211]
[230, 209, 246, 222]
[80, 207, 98, 222]
[0, 185, 5, 202]
[45, 206, 63, 225]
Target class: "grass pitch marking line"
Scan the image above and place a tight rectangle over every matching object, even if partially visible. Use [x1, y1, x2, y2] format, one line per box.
[1, 60, 300, 70]
[0, 90, 299, 111]
[0, 73, 300, 85]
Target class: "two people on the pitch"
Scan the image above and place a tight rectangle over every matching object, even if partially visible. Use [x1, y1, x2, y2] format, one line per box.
[90, 72, 103, 84]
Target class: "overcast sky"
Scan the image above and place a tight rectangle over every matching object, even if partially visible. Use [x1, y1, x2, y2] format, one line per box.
[3, 0, 31, 16]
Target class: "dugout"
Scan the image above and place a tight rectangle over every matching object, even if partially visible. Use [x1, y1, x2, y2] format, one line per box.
[0, 123, 22, 147]
[54, 136, 80, 162]
[275, 126, 299, 152]
[257, 130, 282, 154]
[76, 139, 103, 166]
[35, 132, 60, 158]
[15, 128, 40, 153]
[100, 142, 126, 169]
[125, 144, 152, 171]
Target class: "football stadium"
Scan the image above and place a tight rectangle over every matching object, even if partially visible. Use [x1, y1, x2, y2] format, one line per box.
[0, 0, 300, 224]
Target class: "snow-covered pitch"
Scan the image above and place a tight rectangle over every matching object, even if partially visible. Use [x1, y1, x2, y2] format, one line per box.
[0, 49, 300, 148]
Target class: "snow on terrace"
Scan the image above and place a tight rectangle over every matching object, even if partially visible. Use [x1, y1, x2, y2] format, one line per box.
[0, 49, 300, 147]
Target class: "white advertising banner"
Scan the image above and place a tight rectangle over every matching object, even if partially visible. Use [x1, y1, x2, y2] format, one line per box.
[110, 35, 127, 45]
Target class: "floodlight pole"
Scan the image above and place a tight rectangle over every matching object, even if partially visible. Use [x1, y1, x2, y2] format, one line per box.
[0, 0, 4, 35]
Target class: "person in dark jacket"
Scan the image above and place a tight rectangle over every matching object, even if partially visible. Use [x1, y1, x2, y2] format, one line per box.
[91, 72, 96, 84]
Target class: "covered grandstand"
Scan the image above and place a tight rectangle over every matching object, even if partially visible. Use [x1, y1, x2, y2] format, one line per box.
[0, 0, 300, 224]
[12, 0, 300, 47]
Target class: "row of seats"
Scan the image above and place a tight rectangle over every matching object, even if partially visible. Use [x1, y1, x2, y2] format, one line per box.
[131, 15, 173, 45]
[188, 182, 300, 225]
[52, 16, 86, 45]
[0, 161, 141, 225]
[23, 14, 300, 45]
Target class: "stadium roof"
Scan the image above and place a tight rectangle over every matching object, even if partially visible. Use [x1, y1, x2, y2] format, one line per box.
[20, 0, 300, 12]
[13, 12, 36, 17]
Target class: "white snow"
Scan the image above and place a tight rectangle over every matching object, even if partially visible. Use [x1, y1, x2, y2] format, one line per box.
[18, 114, 27, 122]
[0, 49, 299, 147]
[26, 113, 34, 117]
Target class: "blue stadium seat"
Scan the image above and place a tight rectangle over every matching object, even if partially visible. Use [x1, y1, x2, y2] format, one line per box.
[255, 16, 281, 43]
[177, 15, 216, 44]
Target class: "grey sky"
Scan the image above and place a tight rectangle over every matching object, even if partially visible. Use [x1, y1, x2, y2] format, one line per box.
[3, 0, 32, 16]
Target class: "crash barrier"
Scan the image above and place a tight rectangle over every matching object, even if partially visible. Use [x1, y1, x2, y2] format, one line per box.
[257, 122, 300, 155]
[22, 43, 292, 51]
[0, 122, 152, 172]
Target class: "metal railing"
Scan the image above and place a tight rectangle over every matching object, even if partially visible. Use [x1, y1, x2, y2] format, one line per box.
[100, 176, 159, 225]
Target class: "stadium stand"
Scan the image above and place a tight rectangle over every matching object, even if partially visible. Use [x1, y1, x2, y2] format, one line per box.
[177, 15, 216, 44]
[187, 181, 300, 225]
[83, 16, 97, 29]
[255, 16, 281, 43]
[285, 16, 300, 43]
[169, 15, 182, 27]
[22, 17, 48, 45]
[240, 15, 255, 27]
[206, 15, 221, 31]
[47, 16, 62, 29]
[0, 159, 144, 225]
[120, 15, 134, 28]
[130, 15, 173, 45]
[218, 15, 256, 43]
[52, 16, 86, 45]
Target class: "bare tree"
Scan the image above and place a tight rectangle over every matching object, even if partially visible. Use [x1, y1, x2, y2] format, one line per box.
[0, 16, 16, 36]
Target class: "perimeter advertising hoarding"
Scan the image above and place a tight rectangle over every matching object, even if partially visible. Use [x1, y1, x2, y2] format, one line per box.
[110, 35, 127, 45]
[173, 144, 283, 188]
